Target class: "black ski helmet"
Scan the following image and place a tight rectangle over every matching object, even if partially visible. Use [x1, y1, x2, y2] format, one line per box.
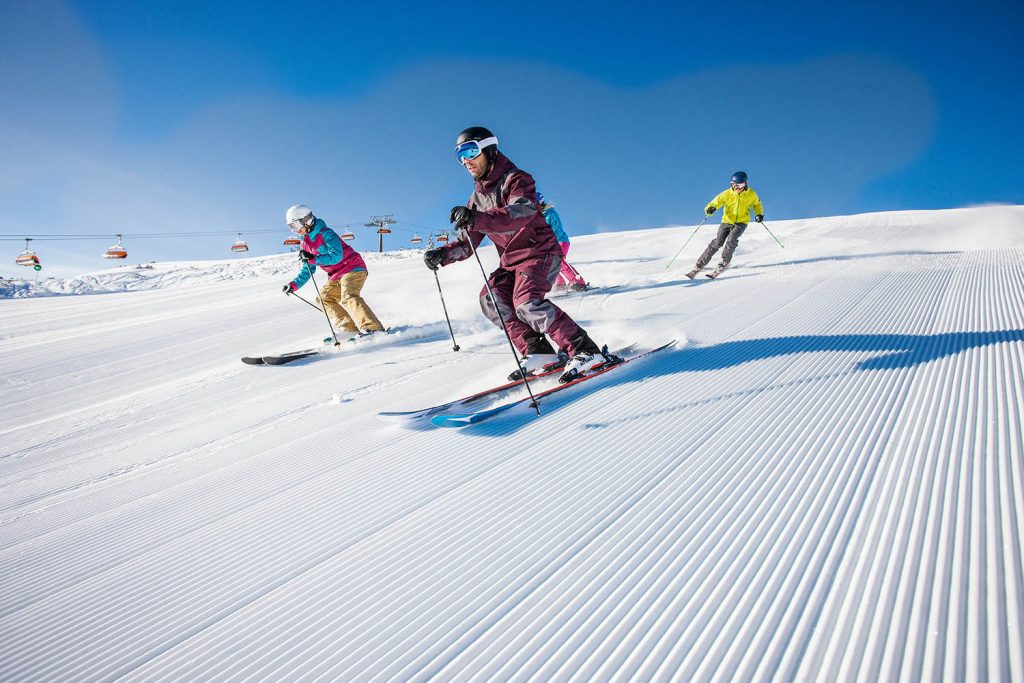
[456, 126, 499, 163]
[731, 171, 748, 184]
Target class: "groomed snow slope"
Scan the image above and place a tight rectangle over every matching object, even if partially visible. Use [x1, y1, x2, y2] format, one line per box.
[1, 207, 1023, 681]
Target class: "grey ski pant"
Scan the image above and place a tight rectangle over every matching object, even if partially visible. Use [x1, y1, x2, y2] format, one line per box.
[696, 222, 747, 269]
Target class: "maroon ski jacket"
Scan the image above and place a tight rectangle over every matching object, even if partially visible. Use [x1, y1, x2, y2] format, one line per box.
[440, 152, 561, 270]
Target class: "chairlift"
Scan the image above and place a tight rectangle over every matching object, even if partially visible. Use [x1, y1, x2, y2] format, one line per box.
[341, 230, 355, 240]
[15, 252, 40, 268]
[283, 236, 301, 247]
[16, 238, 42, 271]
[103, 234, 128, 259]
[377, 226, 392, 235]
[410, 234, 423, 245]
[436, 233, 450, 244]
[231, 233, 249, 253]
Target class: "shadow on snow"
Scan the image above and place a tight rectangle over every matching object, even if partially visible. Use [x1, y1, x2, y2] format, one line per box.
[460, 329, 1024, 435]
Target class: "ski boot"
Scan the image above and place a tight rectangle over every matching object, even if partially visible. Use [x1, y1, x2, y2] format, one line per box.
[348, 328, 387, 344]
[685, 267, 702, 280]
[558, 345, 622, 384]
[325, 332, 359, 346]
[507, 352, 568, 381]
[706, 264, 727, 279]
[559, 330, 618, 384]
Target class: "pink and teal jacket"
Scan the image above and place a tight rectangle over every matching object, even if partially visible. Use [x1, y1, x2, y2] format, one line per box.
[288, 219, 367, 291]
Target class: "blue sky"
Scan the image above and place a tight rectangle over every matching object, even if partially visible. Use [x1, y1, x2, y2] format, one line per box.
[2, 0, 1022, 276]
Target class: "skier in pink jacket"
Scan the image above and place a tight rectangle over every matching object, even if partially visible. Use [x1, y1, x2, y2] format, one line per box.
[283, 204, 385, 338]
[424, 127, 610, 382]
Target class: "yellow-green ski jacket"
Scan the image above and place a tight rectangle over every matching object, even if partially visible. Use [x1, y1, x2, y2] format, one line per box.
[706, 188, 764, 225]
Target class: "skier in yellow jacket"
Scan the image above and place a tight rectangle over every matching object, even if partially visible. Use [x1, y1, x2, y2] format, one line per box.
[687, 171, 764, 279]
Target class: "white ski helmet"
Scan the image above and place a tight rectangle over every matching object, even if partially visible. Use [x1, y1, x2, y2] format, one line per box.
[286, 204, 315, 231]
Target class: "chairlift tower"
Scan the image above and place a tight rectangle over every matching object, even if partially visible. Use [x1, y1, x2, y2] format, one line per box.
[365, 215, 396, 253]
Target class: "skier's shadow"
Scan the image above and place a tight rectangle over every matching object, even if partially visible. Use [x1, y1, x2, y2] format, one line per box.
[463, 329, 1024, 435]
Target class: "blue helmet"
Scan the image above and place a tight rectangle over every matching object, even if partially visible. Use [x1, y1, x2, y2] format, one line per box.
[731, 171, 748, 184]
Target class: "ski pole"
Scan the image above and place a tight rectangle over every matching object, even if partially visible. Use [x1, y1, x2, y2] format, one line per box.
[760, 220, 785, 249]
[304, 260, 342, 348]
[666, 215, 710, 269]
[462, 231, 542, 416]
[289, 289, 324, 314]
[433, 269, 461, 352]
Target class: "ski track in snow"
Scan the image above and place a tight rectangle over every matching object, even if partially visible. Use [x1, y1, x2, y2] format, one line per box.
[1, 208, 1022, 681]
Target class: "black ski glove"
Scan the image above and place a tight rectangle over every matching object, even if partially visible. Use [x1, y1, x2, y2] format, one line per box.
[298, 249, 314, 262]
[282, 284, 293, 295]
[754, 214, 764, 223]
[424, 248, 444, 271]
[705, 206, 716, 216]
[450, 206, 475, 230]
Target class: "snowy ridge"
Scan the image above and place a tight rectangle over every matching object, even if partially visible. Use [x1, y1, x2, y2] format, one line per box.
[0, 248, 426, 298]
[1, 207, 1023, 681]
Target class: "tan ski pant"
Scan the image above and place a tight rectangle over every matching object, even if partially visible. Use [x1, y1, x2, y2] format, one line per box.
[316, 270, 384, 333]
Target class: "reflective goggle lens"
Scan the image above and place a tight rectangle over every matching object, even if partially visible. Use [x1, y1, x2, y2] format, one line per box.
[288, 215, 314, 231]
[455, 141, 483, 163]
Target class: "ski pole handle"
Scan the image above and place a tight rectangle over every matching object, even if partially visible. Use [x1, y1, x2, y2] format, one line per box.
[666, 215, 710, 269]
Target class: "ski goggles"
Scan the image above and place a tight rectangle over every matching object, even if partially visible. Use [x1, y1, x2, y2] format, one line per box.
[455, 137, 498, 164]
[288, 214, 316, 232]
[730, 180, 747, 189]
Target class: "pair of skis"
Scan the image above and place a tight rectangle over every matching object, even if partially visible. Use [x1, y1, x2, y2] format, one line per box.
[241, 326, 416, 365]
[377, 355, 576, 422]
[379, 341, 675, 428]
[242, 349, 320, 365]
[241, 339, 365, 365]
[685, 268, 725, 280]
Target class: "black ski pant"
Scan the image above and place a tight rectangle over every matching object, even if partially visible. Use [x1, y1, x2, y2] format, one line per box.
[695, 222, 747, 269]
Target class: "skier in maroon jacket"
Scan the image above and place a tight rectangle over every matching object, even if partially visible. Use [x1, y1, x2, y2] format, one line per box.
[424, 127, 609, 382]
